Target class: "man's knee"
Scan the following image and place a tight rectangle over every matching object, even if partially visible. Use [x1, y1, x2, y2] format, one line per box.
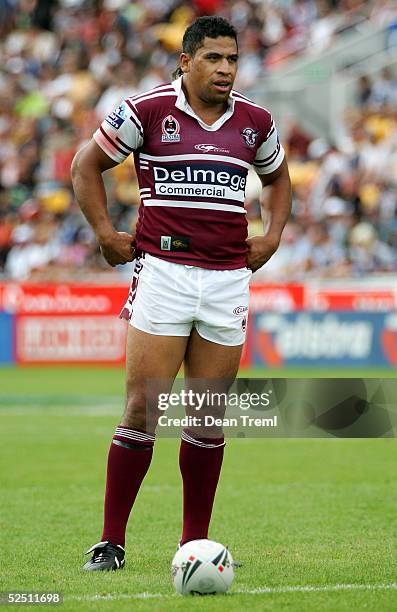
[121, 389, 149, 430]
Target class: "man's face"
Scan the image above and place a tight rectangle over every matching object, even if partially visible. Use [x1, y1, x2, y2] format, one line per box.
[180, 36, 238, 105]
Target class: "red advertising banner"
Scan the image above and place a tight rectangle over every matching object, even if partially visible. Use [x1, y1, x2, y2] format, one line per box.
[249, 283, 304, 313]
[3, 280, 395, 366]
[0, 283, 128, 364]
[305, 285, 397, 311]
[15, 316, 127, 364]
[0, 283, 126, 315]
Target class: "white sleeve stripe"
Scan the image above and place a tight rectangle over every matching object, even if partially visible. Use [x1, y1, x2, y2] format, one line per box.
[125, 100, 144, 133]
[254, 148, 280, 168]
[255, 148, 285, 174]
[254, 140, 280, 165]
[99, 126, 130, 157]
[115, 135, 134, 152]
[129, 115, 144, 136]
[264, 122, 275, 142]
[93, 130, 123, 162]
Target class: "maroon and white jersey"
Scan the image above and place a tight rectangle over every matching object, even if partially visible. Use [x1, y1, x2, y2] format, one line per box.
[94, 77, 284, 270]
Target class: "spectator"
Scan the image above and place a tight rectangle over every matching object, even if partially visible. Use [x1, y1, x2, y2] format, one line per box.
[303, 221, 348, 277]
[348, 222, 396, 274]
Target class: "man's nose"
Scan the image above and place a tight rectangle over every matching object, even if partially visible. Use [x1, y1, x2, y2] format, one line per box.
[217, 58, 231, 74]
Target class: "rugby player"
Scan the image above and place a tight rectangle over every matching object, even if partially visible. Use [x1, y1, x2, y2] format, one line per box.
[71, 15, 291, 571]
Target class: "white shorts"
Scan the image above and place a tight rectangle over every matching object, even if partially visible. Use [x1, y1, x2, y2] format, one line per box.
[120, 254, 252, 346]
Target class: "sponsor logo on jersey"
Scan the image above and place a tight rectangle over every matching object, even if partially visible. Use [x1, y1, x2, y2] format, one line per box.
[106, 102, 127, 130]
[160, 235, 190, 251]
[241, 127, 259, 147]
[153, 163, 246, 201]
[233, 306, 248, 315]
[242, 316, 247, 332]
[161, 115, 181, 142]
[194, 144, 230, 154]
[161, 236, 171, 250]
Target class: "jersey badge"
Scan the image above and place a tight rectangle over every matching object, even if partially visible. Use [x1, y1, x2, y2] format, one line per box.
[105, 102, 126, 130]
[160, 235, 190, 251]
[161, 115, 181, 142]
[241, 127, 259, 147]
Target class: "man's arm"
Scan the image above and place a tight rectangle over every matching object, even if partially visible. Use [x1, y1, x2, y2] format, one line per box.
[246, 158, 292, 272]
[71, 140, 135, 267]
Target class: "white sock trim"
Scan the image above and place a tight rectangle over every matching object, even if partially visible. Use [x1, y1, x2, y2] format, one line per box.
[181, 430, 225, 449]
[114, 427, 155, 443]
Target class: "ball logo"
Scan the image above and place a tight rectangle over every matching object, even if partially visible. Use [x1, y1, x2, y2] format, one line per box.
[241, 127, 259, 147]
[161, 115, 181, 142]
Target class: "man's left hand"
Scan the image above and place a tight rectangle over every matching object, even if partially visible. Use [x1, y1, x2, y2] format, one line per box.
[246, 235, 280, 272]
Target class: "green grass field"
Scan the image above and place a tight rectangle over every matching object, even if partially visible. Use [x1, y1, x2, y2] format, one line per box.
[0, 367, 396, 611]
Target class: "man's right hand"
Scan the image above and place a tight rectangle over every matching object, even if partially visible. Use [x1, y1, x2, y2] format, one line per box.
[98, 230, 136, 266]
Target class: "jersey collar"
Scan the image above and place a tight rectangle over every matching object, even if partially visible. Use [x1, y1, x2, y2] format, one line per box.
[172, 76, 235, 132]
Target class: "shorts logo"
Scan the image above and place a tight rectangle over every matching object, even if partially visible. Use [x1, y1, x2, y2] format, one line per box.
[161, 115, 181, 142]
[241, 127, 259, 147]
[161, 236, 171, 250]
[233, 306, 248, 315]
[195, 144, 230, 154]
[105, 102, 126, 130]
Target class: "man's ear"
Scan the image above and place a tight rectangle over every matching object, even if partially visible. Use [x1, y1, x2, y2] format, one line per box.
[179, 53, 191, 74]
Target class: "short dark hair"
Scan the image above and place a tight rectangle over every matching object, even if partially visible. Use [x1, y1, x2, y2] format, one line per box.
[182, 16, 238, 56]
[172, 16, 238, 79]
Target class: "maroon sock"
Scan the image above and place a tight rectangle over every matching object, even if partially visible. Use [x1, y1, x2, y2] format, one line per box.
[101, 426, 155, 547]
[179, 429, 225, 545]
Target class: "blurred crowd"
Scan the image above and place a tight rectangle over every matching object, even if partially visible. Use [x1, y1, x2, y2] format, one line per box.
[252, 63, 397, 279]
[0, 0, 396, 281]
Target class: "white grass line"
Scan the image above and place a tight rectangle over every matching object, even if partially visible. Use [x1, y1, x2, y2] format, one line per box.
[70, 593, 167, 601]
[0, 402, 121, 415]
[236, 583, 397, 595]
[68, 583, 397, 601]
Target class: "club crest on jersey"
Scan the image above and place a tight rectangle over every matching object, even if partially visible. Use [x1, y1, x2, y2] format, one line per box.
[161, 115, 181, 142]
[241, 127, 259, 147]
[106, 102, 126, 130]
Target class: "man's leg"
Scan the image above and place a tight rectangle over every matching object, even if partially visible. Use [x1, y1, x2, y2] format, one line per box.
[179, 329, 242, 545]
[84, 326, 188, 570]
[102, 326, 188, 545]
